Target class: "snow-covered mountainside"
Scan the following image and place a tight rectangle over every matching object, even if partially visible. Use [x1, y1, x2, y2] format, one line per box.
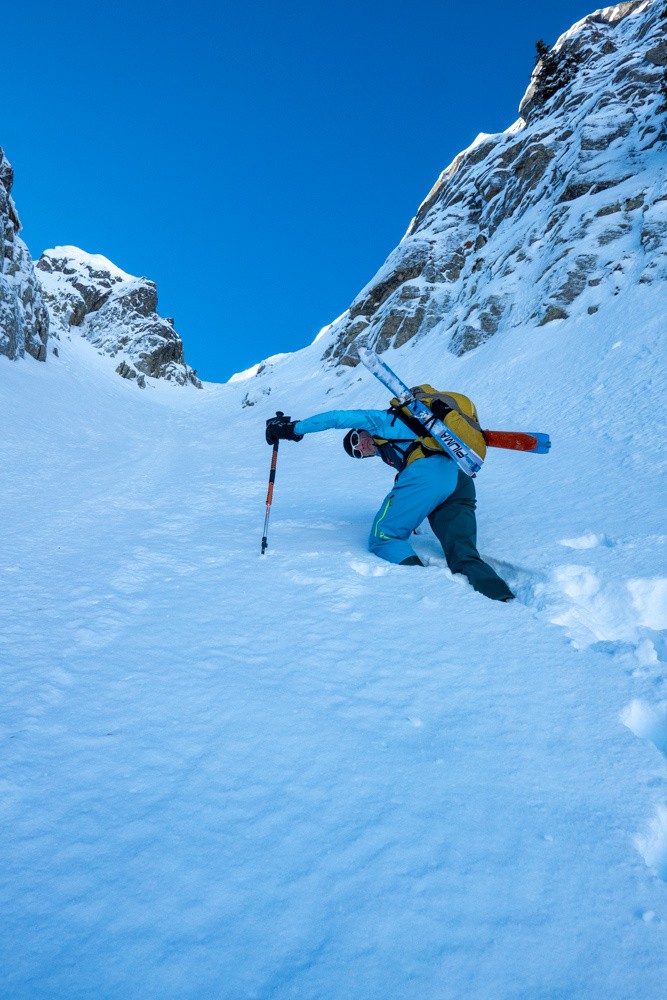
[304, 0, 666, 366]
[1, 280, 666, 998]
[0, 147, 49, 362]
[1, 1, 666, 996]
[37, 247, 201, 387]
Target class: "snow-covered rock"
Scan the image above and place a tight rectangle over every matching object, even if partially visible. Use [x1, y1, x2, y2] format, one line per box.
[0, 148, 49, 362]
[320, 0, 667, 365]
[36, 247, 201, 387]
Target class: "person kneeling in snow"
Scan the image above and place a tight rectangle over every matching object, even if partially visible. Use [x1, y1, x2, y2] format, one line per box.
[265, 408, 514, 602]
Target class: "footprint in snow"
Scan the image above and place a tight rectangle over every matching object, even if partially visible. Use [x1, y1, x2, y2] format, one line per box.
[350, 561, 391, 577]
[634, 806, 667, 882]
[621, 700, 667, 758]
[482, 556, 545, 606]
[559, 532, 614, 550]
[619, 655, 667, 883]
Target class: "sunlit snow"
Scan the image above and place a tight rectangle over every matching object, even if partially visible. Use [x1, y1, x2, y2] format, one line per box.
[1, 280, 666, 998]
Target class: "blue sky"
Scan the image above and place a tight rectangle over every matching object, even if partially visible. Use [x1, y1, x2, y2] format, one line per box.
[3, 0, 595, 383]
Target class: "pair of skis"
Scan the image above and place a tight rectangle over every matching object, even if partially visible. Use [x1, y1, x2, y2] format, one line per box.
[357, 347, 550, 478]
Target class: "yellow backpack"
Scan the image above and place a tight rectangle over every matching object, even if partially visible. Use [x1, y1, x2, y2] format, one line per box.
[386, 384, 487, 468]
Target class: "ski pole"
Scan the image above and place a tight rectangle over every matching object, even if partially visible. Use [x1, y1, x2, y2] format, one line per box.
[261, 416, 283, 555]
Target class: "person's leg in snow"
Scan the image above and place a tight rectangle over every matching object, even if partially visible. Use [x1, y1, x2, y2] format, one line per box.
[428, 471, 514, 602]
[368, 456, 457, 566]
[368, 460, 513, 600]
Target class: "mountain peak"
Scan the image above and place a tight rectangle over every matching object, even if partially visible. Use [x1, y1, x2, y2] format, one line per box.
[319, 0, 666, 367]
[0, 167, 200, 388]
[35, 247, 201, 388]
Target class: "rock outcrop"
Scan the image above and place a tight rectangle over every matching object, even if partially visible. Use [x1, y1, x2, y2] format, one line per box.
[0, 148, 49, 362]
[320, 0, 666, 366]
[36, 247, 201, 387]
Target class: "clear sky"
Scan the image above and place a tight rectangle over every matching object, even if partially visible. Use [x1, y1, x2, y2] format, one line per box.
[3, 0, 596, 383]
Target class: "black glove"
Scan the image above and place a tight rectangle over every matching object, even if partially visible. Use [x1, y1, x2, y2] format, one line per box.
[430, 398, 452, 422]
[265, 412, 304, 444]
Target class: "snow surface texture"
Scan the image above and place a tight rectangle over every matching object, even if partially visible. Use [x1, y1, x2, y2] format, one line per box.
[2, 278, 666, 997]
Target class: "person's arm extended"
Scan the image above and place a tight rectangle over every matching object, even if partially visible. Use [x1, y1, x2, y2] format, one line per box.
[294, 409, 392, 436]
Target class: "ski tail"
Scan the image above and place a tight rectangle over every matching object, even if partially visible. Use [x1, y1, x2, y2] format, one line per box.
[483, 430, 551, 454]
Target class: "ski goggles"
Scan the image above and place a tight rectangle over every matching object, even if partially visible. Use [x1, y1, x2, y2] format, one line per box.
[349, 430, 365, 459]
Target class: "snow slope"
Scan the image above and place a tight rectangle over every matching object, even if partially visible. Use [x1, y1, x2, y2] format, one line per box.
[1, 277, 666, 998]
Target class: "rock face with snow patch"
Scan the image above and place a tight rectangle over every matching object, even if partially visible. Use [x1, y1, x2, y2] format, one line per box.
[36, 247, 201, 387]
[0, 148, 49, 362]
[320, 0, 667, 365]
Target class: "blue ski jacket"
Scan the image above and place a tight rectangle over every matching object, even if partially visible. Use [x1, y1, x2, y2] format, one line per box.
[295, 408, 407, 441]
[295, 408, 423, 471]
[294, 408, 459, 563]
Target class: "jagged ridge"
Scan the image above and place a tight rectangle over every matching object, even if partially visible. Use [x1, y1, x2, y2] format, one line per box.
[36, 247, 201, 388]
[1, 147, 200, 388]
[321, 0, 666, 366]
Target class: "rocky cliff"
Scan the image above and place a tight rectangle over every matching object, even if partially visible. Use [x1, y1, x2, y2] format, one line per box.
[0, 148, 49, 362]
[1, 146, 199, 387]
[36, 248, 201, 388]
[318, 0, 666, 366]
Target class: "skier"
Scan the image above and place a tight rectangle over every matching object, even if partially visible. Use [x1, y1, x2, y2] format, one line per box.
[266, 408, 514, 602]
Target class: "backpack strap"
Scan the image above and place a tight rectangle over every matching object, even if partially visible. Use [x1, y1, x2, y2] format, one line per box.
[388, 405, 443, 454]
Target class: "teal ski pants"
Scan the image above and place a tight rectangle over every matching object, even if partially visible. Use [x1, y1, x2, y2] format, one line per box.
[368, 457, 514, 601]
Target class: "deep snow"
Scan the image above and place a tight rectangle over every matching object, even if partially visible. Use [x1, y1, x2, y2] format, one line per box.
[1, 284, 666, 998]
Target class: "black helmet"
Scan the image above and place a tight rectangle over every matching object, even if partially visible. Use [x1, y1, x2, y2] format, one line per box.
[343, 429, 365, 458]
